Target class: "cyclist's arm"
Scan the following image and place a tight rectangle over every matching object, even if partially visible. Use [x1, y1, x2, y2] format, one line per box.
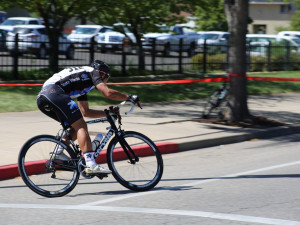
[77, 100, 106, 118]
[96, 82, 129, 101]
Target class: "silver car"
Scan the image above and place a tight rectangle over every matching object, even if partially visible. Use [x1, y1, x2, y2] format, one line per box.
[6, 25, 75, 59]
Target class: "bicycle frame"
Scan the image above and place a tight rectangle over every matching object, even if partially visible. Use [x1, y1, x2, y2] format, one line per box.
[86, 109, 139, 164]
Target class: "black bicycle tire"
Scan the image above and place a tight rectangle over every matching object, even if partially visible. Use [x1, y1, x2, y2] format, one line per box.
[106, 131, 163, 191]
[18, 135, 80, 198]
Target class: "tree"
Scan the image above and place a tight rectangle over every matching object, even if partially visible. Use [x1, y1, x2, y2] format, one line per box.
[290, 0, 300, 30]
[224, 0, 251, 122]
[194, 0, 228, 31]
[87, 0, 191, 70]
[2, 0, 95, 73]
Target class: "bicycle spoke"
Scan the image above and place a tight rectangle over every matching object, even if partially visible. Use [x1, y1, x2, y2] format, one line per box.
[18, 135, 79, 197]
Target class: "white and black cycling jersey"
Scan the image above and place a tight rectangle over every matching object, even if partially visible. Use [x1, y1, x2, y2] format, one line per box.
[43, 66, 103, 99]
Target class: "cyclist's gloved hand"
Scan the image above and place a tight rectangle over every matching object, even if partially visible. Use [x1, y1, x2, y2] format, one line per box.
[127, 95, 142, 108]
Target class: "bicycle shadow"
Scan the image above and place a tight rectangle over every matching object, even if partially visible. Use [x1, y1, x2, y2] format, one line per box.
[65, 173, 300, 197]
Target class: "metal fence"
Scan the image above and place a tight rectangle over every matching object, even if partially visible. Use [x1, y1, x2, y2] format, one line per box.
[1, 36, 300, 80]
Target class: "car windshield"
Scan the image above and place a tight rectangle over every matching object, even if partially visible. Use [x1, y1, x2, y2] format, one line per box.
[75, 27, 98, 34]
[1, 19, 26, 26]
[199, 33, 220, 40]
[291, 38, 300, 45]
[12, 28, 34, 34]
[99, 27, 113, 33]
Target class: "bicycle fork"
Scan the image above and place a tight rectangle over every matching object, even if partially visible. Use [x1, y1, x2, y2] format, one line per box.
[104, 109, 139, 164]
[115, 131, 139, 164]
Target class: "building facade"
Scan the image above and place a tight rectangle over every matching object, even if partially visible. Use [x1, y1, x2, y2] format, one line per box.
[249, 0, 294, 34]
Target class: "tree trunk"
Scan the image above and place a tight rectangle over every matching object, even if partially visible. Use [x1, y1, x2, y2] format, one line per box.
[137, 41, 145, 71]
[48, 31, 60, 74]
[224, 0, 251, 122]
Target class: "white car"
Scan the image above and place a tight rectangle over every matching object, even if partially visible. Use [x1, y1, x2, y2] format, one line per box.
[6, 25, 75, 59]
[142, 25, 200, 56]
[197, 31, 230, 53]
[246, 34, 300, 57]
[277, 31, 300, 39]
[68, 25, 112, 49]
[97, 31, 125, 52]
[0, 17, 42, 32]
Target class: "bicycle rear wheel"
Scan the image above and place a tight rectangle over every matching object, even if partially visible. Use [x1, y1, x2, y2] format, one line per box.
[202, 89, 228, 119]
[202, 89, 220, 118]
[107, 131, 163, 191]
[18, 135, 79, 197]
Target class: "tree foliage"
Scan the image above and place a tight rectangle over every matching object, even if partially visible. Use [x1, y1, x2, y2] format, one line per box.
[87, 0, 193, 70]
[194, 0, 228, 31]
[2, 0, 97, 73]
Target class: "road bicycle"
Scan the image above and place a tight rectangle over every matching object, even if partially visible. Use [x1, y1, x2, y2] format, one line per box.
[18, 101, 163, 198]
[202, 79, 229, 119]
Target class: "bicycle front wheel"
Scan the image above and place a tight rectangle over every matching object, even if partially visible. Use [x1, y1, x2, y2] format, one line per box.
[107, 131, 163, 191]
[18, 135, 80, 198]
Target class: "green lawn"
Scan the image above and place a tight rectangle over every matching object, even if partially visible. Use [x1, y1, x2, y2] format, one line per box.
[1, 71, 300, 113]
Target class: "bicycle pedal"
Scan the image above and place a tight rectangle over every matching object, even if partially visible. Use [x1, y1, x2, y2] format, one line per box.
[95, 174, 109, 180]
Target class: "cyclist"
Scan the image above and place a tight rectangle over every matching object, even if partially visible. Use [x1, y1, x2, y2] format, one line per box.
[37, 60, 140, 175]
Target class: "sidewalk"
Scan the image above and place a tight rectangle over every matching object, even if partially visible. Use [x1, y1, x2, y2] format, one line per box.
[1, 93, 300, 180]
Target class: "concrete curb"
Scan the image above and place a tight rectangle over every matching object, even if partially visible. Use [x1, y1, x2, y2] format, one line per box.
[1, 124, 300, 181]
[178, 124, 300, 152]
[0, 142, 180, 181]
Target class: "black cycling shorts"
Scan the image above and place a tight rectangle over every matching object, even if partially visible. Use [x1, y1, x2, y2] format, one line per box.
[37, 84, 83, 127]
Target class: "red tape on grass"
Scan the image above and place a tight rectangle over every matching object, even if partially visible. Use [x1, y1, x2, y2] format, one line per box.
[247, 77, 300, 82]
[0, 78, 228, 87]
[1, 76, 300, 87]
[229, 72, 246, 77]
[0, 83, 43, 86]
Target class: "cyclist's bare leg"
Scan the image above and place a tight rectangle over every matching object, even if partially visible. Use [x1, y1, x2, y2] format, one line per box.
[71, 118, 111, 173]
[71, 118, 92, 153]
[62, 127, 77, 144]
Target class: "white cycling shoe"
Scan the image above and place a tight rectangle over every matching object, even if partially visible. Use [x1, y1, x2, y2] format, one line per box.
[84, 165, 112, 175]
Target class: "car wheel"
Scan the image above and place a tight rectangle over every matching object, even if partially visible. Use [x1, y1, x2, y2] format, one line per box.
[163, 43, 170, 57]
[9, 51, 22, 57]
[37, 45, 47, 59]
[66, 46, 75, 59]
[188, 43, 196, 57]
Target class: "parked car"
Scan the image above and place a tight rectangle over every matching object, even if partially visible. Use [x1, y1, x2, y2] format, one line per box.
[246, 34, 300, 57]
[247, 34, 300, 50]
[0, 28, 7, 51]
[197, 31, 230, 53]
[277, 31, 300, 39]
[142, 25, 200, 56]
[96, 25, 136, 53]
[6, 25, 75, 59]
[68, 25, 112, 49]
[246, 34, 278, 43]
[0, 17, 42, 32]
[97, 31, 125, 53]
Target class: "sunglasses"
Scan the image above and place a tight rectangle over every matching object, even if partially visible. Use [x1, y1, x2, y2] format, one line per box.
[99, 70, 111, 81]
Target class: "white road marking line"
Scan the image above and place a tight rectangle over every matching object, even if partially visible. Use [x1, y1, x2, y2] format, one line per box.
[81, 160, 300, 206]
[0, 204, 299, 225]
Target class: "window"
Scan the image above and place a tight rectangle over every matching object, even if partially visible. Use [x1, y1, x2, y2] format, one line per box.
[29, 20, 39, 25]
[280, 4, 292, 14]
[37, 28, 46, 35]
[253, 25, 266, 34]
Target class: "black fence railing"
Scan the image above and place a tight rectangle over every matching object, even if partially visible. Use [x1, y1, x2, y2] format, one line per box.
[1, 36, 300, 80]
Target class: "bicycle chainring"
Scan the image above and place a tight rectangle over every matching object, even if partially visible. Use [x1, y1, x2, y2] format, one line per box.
[77, 159, 94, 179]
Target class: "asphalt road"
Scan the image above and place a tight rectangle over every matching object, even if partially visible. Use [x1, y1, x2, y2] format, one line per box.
[1, 133, 299, 225]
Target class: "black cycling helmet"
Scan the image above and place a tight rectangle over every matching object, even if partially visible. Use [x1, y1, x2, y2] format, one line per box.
[90, 60, 110, 81]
